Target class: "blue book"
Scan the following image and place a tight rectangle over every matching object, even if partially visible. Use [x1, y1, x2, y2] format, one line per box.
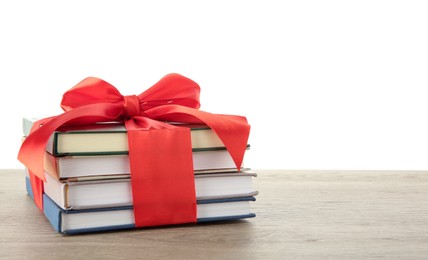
[26, 177, 256, 234]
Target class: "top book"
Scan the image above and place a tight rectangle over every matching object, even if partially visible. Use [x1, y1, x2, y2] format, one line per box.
[23, 118, 233, 156]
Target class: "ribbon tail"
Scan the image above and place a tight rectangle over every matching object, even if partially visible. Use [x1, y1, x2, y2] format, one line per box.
[28, 170, 44, 212]
[23, 117, 53, 211]
[145, 105, 251, 170]
[126, 119, 197, 227]
[18, 103, 122, 211]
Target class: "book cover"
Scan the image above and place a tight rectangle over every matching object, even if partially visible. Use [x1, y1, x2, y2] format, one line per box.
[26, 177, 256, 234]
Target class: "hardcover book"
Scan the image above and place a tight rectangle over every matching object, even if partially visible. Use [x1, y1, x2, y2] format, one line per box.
[42, 148, 249, 179]
[39, 170, 258, 210]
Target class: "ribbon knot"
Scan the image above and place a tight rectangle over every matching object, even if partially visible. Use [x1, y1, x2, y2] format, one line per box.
[123, 95, 141, 118]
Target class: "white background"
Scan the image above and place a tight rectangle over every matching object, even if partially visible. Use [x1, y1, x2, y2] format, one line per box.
[1, 1, 428, 170]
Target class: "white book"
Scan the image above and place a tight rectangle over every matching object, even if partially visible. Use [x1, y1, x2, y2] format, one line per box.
[41, 170, 258, 210]
[43, 149, 248, 179]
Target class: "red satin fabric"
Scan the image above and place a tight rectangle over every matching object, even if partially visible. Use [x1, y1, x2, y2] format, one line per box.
[27, 117, 55, 211]
[127, 119, 196, 226]
[18, 73, 250, 227]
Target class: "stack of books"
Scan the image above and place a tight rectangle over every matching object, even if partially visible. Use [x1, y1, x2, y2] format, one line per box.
[23, 117, 258, 234]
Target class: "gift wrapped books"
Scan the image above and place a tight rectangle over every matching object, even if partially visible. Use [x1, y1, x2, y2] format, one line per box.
[19, 74, 257, 234]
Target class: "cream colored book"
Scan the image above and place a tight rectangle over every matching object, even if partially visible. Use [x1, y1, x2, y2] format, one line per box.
[23, 117, 237, 156]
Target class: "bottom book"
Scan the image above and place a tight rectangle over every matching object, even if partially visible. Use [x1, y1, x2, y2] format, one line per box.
[25, 177, 256, 234]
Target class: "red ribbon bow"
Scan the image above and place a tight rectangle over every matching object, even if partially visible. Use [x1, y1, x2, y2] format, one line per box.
[18, 73, 250, 227]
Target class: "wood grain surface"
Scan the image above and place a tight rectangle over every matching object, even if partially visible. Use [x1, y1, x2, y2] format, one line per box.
[1, 169, 428, 259]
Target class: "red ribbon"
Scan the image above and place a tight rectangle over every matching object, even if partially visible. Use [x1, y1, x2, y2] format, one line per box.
[18, 73, 250, 227]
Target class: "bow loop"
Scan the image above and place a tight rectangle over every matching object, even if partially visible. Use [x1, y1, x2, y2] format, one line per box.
[61, 77, 123, 112]
[138, 73, 201, 110]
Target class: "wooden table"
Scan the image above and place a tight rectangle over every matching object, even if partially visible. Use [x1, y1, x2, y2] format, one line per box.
[1, 169, 428, 259]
